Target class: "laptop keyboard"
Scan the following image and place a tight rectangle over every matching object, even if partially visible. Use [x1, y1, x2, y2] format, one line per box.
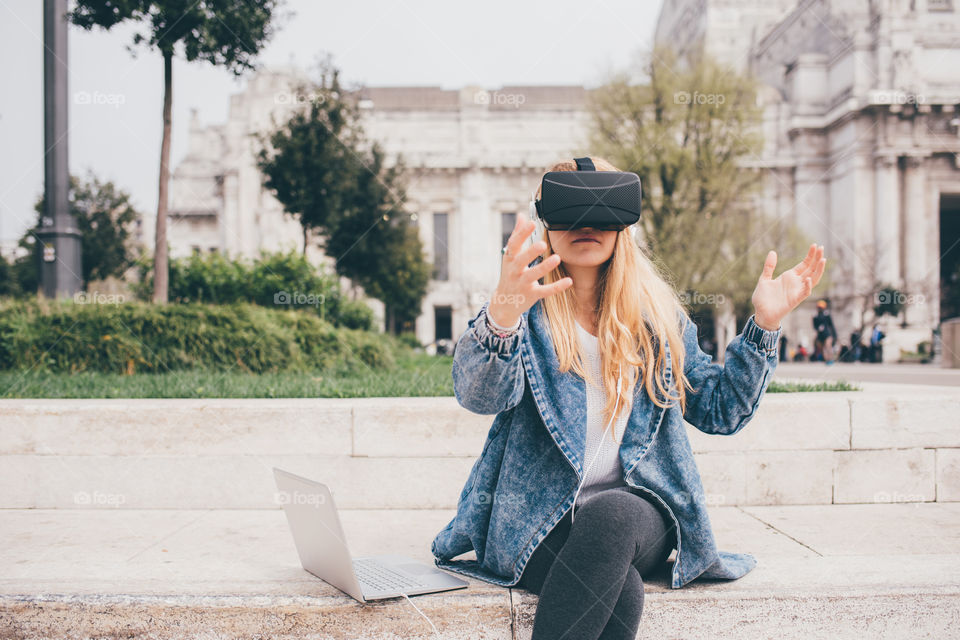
[353, 558, 426, 593]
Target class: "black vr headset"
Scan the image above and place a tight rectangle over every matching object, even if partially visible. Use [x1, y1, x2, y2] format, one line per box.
[529, 157, 642, 231]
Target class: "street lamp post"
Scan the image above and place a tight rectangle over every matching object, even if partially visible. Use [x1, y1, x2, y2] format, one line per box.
[36, 0, 82, 299]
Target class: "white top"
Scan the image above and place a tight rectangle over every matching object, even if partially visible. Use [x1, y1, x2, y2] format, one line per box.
[574, 321, 632, 508]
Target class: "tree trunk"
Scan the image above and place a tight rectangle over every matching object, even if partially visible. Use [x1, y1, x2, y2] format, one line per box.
[153, 51, 173, 303]
[302, 225, 308, 257]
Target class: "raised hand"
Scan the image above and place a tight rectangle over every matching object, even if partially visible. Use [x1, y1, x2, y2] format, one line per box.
[751, 243, 826, 331]
[488, 216, 573, 327]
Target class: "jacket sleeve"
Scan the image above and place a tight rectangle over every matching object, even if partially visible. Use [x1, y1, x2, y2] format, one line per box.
[452, 301, 527, 415]
[680, 311, 781, 436]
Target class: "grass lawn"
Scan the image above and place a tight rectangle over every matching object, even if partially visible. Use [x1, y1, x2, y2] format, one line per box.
[767, 379, 860, 392]
[0, 352, 455, 399]
[0, 356, 858, 398]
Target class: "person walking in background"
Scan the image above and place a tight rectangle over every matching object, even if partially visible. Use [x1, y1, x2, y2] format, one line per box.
[848, 329, 863, 362]
[813, 299, 837, 365]
[870, 323, 886, 363]
[793, 342, 809, 361]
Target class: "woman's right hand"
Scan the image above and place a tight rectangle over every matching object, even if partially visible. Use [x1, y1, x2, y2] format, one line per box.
[488, 216, 573, 327]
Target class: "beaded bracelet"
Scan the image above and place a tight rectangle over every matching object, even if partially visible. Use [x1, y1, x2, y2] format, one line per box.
[484, 308, 520, 338]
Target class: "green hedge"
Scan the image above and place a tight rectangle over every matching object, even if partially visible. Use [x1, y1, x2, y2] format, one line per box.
[132, 250, 377, 332]
[0, 299, 398, 375]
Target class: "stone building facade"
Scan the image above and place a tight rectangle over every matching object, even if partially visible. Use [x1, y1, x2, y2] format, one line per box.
[657, 0, 960, 360]
[166, 0, 960, 359]
[166, 70, 594, 349]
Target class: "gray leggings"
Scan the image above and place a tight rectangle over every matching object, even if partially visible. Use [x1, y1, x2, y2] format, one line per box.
[518, 488, 676, 640]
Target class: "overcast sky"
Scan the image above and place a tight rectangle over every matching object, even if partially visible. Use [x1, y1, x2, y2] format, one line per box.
[0, 0, 663, 245]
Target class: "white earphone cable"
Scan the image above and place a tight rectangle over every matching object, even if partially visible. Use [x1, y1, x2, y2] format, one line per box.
[571, 362, 623, 525]
[402, 592, 442, 638]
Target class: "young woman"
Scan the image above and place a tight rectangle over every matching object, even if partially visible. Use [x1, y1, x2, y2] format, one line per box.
[431, 157, 826, 640]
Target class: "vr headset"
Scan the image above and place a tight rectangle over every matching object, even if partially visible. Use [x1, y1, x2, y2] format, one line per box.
[528, 157, 642, 232]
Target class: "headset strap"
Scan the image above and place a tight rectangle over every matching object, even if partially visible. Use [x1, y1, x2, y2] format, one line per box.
[574, 157, 596, 171]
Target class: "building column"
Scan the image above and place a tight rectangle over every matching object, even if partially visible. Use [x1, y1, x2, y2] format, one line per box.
[714, 297, 736, 365]
[221, 171, 239, 255]
[873, 153, 900, 288]
[902, 154, 931, 328]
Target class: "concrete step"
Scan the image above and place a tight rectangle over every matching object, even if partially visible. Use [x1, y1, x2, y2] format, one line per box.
[1, 391, 959, 509]
[3, 504, 960, 639]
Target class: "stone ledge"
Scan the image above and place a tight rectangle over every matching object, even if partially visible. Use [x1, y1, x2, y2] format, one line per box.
[2, 448, 957, 509]
[3, 388, 959, 459]
[2, 390, 959, 510]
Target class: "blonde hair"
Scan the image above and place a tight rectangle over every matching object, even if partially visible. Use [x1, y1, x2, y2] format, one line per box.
[536, 157, 691, 442]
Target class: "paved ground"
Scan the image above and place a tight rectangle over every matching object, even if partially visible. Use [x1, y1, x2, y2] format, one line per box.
[772, 361, 960, 386]
[3, 504, 960, 638]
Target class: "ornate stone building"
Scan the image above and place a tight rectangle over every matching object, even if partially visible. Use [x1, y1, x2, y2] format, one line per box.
[166, 0, 959, 358]
[167, 69, 313, 266]
[166, 69, 594, 348]
[657, 0, 960, 359]
[655, 0, 800, 69]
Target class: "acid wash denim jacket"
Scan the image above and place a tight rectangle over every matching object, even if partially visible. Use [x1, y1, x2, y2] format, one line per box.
[430, 298, 782, 590]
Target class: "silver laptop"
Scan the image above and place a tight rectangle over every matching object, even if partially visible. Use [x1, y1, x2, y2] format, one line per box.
[273, 467, 469, 602]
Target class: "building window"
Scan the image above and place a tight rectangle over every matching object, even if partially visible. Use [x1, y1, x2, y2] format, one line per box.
[434, 305, 452, 341]
[433, 212, 448, 281]
[501, 212, 516, 249]
[928, 0, 953, 11]
[434, 305, 453, 355]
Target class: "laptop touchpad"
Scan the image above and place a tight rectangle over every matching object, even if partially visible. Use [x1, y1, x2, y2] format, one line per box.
[397, 563, 440, 575]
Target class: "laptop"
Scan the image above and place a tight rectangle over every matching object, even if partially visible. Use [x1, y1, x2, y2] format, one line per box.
[272, 467, 469, 602]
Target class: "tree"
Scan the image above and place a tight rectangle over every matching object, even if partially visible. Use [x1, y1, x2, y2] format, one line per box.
[70, 0, 280, 303]
[368, 219, 431, 333]
[256, 58, 362, 254]
[323, 144, 430, 332]
[0, 254, 17, 297]
[17, 173, 142, 292]
[257, 59, 430, 334]
[588, 46, 812, 322]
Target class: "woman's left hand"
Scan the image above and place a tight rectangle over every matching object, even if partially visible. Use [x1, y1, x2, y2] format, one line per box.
[751, 243, 826, 331]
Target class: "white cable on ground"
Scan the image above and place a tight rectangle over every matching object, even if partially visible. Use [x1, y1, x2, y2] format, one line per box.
[402, 592, 442, 639]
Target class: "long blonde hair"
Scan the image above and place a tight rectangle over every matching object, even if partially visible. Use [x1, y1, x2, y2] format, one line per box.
[536, 157, 692, 442]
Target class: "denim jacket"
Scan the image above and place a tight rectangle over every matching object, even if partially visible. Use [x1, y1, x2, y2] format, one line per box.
[430, 298, 782, 589]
